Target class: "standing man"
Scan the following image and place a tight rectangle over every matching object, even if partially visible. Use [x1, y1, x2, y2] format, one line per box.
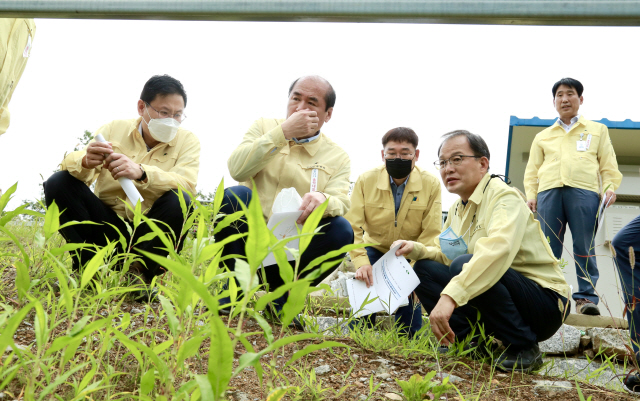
[394, 130, 570, 373]
[524, 78, 622, 315]
[612, 215, 640, 394]
[219, 75, 353, 316]
[44, 75, 200, 294]
[346, 127, 441, 337]
[0, 18, 36, 136]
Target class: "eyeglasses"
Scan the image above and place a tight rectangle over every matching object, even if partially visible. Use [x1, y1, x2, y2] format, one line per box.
[434, 155, 478, 170]
[384, 153, 415, 161]
[146, 103, 187, 122]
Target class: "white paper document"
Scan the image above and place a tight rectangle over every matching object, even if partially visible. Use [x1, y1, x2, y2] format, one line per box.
[261, 210, 303, 267]
[595, 194, 613, 237]
[95, 133, 144, 206]
[346, 245, 421, 317]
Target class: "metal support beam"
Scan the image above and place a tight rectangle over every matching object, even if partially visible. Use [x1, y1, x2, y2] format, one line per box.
[2, 1, 640, 26]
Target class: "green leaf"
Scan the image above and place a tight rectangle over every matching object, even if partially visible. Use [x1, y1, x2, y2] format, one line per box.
[234, 259, 259, 294]
[242, 182, 271, 271]
[80, 242, 114, 290]
[195, 375, 214, 401]
[0, 182, 17, 215]
[158, 295, 180, 337]
[70, 315, 92, 337]
[298, 199, 329, 255]
[14, 261, 30, 302]
[196, 232, 246, 264]
[140, 369, 155, 395]
[211, 178, 225, 218]
[0, 303, 35, 357]
[284, 341, 347, 367]
[49, 242, 94, 257]
[266, 387, 292, 401]
[59, 220, 101, 230]
[211, 211, 245, 235]
[43, 200, 61, 241]
[208, 318, 233, 399]
[177, 332, 208, 367]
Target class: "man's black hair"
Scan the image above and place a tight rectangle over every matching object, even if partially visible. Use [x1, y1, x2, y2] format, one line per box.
[288, 76, 336, 111]
[552, 78, 583, 98]
[382, 127, 419, 148]
[140, 74, 187, 107]
[438, 130, 491, 161]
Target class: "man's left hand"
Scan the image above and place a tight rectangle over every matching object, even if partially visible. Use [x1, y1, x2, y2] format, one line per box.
[105, 153, 143, 181]
[297, 192, 327, 224]
[605, 190, 616, 208]
[429, 295, 457, 346]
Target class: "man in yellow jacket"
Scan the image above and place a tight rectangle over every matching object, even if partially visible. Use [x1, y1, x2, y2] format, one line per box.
[0, 18, 36, 136]
[394, 130, 570, 373]
[44, 75, 200, 292]
[218, 75, 353, 317]
[346, 127, 441, 336]
[523, 78, 622, 316]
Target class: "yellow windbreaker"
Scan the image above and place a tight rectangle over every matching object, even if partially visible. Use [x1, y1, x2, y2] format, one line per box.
[407, 173, 570, 308]
[523, 116, 622, 200]
[0, 19, 36, 135]
[346, 165, 442, 269]
[227, 118, 351, 221]
[61, 117, 200, 219]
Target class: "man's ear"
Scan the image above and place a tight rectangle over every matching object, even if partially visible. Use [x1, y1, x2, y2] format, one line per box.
[480, 156, 490, 173]
[324, 107, 333, 123]
[414, 149, 420, 162]
[579, 95, 584, 105]
[137, 99, 146, 117]
[381, 149, 386, 163]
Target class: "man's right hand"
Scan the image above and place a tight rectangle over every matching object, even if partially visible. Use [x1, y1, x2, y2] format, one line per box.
[82, 141, 113, 169]
[281, 109, 319, 139]
[526, 199, 537, 213]
[355, 264, 373, 288]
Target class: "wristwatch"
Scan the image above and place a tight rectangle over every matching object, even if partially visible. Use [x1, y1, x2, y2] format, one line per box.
[136, 164, 147, 182]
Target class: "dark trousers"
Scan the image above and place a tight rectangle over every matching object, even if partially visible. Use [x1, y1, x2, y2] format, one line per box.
[612, 214, 640, 362]
[413, 254, 569, 350]
[357, 247, 422, 335]
[43, 171, 190, 280]
[217, 186, 354, 292]
[537, 187, 600, 303]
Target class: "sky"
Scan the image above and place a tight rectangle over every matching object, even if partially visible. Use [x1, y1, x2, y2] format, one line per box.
[1, 19, 640, 211]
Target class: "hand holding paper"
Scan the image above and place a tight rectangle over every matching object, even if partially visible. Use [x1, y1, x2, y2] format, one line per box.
[347, 245, 420, 317]
[262, 188, 304, 267]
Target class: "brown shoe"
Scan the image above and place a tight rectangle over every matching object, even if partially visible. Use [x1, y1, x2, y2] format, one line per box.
[576, 298, 600, 315]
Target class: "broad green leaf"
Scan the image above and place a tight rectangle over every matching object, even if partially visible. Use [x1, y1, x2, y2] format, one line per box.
[177, 188, 188, 221]
[242, 182, 271, 271]
[70, 315, 92, 337]
[234, 259, 259, 294]
[0, 226, 30, 268]
[298, 199, 329, 255]
[211, 211, 245, 235]
[80, 242, 115, 290]
[208, 317, 233, 399]
[45, 318, 110, 356]
[0, 303, 35, 357]
[211, 178, 225, 218]
[37, 361, 90, 401]
[133, 231, 159, 246]
[59, 220, 101, 230]
[280, 281, 313, 327]
[284, 341, 347, 367]
[0, 205, 43, 226]
[177, 332, 208, 367]
[266, 387, 293, 401]
[140, 369, 155, 395]
[14, 261, 30, 301]
[196, 232, 246, 264]
[195, 375, 214, 401]
[0, 182, 17, 215]
[49, 242, 93, 257]
[43, 200, 60, 241]
[76, 357, 98, 394]
[158, 295, 180, 337]
[300, 243, 370, 275]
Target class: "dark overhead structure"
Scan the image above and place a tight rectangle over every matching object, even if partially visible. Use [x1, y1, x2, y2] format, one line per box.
[2, 0, 640, 26]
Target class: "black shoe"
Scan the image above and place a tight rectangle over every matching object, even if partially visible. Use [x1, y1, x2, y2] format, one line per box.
[576, 298, 600, 315]
[494, 344, 543, 373]
[623, 372, 640, 394]
[289, 315, 306, 331]
[219, 296, 232, 315]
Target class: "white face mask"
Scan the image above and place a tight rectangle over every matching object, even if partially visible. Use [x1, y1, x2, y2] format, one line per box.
[144, 106, 180, 143]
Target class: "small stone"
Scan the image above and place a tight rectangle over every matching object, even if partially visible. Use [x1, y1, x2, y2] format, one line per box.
[315, 364, 331, 375]
[353, 354, 359, 360]
[318, 358, 324, 362]
[386, 377, 392, 382]
[580, 335, 591, 347]
[130, 308, 143, 314]
[436, 372, 464, 383]
[584, 349, 596, 359]
[588, 328, 631, 359]
[231, 391, 250, 401]
[370, 358, 391, 366]
[359, 377, 368, 382]
[384, 393, 402, 400]
[376, 373, 391, 380]
[532, 380, 572, 394]
[358, 395, 367, 401]
[196, 320, 204, 326]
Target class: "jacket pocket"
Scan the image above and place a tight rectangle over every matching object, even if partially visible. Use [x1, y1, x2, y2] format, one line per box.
[570, 152, 599, 186]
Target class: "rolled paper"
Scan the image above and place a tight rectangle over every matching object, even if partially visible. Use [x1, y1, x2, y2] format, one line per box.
[95, 133, 144, 205]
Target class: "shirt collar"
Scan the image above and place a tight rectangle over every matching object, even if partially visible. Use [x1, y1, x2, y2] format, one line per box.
[292, 132, 320, 144]
[389, 174, 410, 188]
[556, 114, 581, 132]
[467, 173, 492, 205]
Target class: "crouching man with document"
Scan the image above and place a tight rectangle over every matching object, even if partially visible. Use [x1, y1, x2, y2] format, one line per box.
[393, 130, 570, 373]
[345, 127, 441, 337]
[218, 75, 354, 320]
[44, 75, 199, 295]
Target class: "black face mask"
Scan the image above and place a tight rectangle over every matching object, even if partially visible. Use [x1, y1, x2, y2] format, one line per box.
[385, 158, 413, 180]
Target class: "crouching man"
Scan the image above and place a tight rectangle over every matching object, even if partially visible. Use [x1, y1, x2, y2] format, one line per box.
[44, 75, 200, 294]
[393, 130, 570, 372]
[346, 127, 441, 337]
[218, 75, 354, 320]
